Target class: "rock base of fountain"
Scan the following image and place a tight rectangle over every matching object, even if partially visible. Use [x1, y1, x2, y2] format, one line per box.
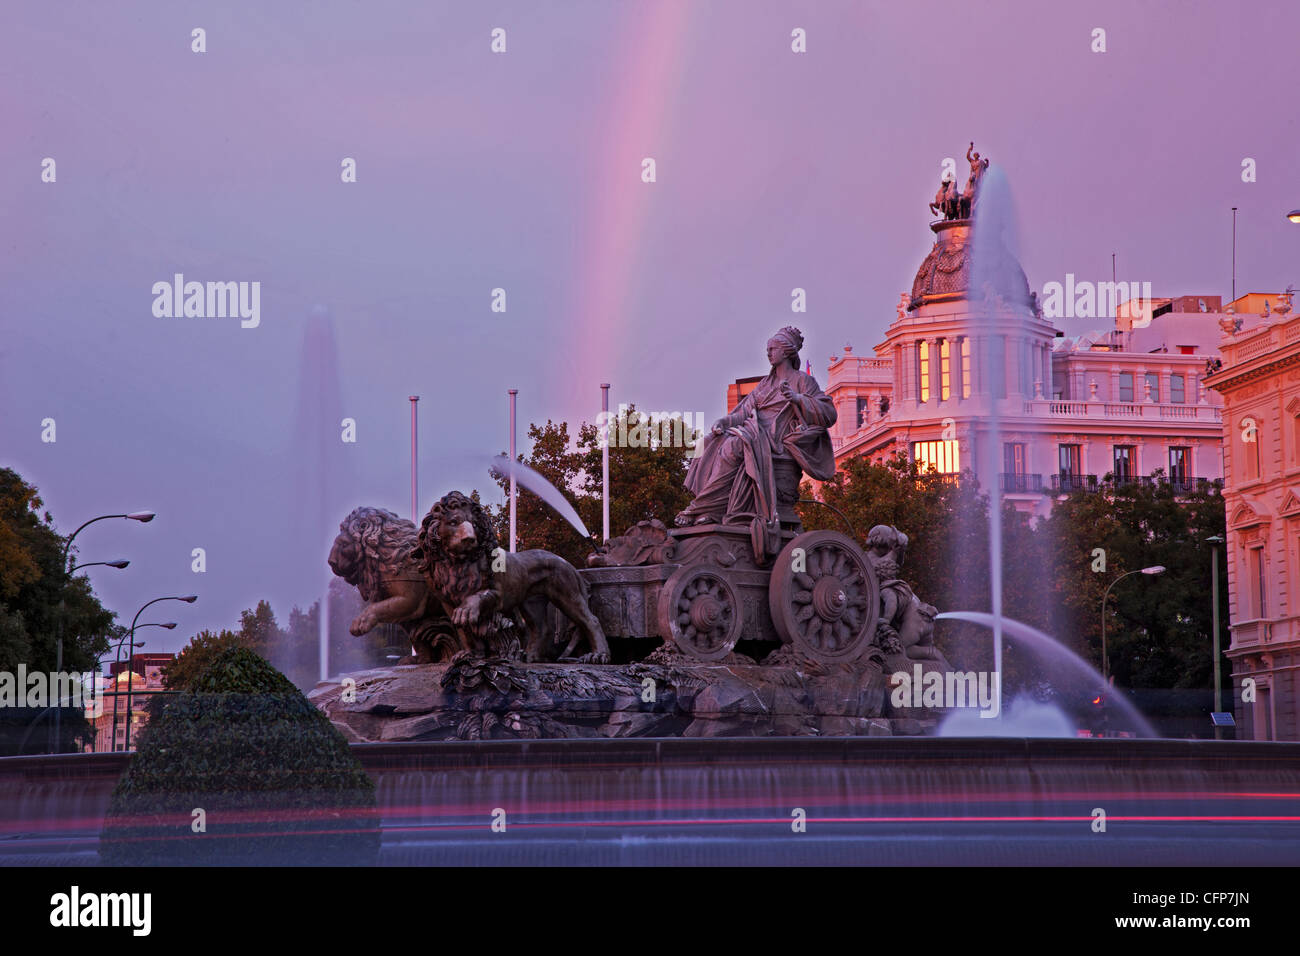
[308, 650, 946, 740]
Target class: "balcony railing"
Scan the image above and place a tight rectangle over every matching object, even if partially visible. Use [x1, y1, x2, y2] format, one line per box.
[1050, 473, 1098, 493]
[1107, 473, 1152, 487]
[1021, 399, 1222, 423]
[1102, 474, 1217, 494]
[999, 472, 1043, 493]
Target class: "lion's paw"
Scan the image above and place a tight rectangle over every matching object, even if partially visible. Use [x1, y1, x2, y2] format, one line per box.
[577, 651, 611, 664]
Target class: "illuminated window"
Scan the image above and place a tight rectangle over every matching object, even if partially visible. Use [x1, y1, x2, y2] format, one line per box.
[912, 439, 960, 474]
[960, 338, 971, 399]
[939, 339, 951, 401]
[918, 342, 930, 403]
[1170, 374, 1185, 404]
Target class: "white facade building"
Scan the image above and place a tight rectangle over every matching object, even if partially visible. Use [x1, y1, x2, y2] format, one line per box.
[825, 217, 1226, 516]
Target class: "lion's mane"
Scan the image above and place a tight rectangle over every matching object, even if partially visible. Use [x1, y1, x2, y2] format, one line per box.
[415, 491, 501, 612]
[334, 507, 421, 602]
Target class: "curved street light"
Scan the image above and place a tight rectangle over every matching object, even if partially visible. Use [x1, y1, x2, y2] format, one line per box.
[61, 512, 155, 571]
[119, 596, 196, 751]
[1287, 209, 1300, 224]
[71, 559, 130, 572]
[1101, 566, 1166, 683]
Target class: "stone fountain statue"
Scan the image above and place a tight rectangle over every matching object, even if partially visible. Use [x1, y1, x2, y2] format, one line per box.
[674, 325, 837, 560]
[315, 327, 955, 739]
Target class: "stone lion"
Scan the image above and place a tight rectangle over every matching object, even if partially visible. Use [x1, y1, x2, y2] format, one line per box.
[328, 506, 457, 664]
[415, 490, 611, 663]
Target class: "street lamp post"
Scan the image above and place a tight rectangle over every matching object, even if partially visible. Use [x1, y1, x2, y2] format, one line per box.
[97, 635, 141, 752]
[106, 634, 141, 752]
[102, 624, 175, 752]
[1101, 566, 1166, 683]
[122, 596, 196, 751]
[61, 512, 155, 571]
[53, 559, 129, 751]
[54, 511, 152, 753]
[1207, 535, 1225, 739]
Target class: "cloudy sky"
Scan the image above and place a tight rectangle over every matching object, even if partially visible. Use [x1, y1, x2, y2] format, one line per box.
[2, 0, 1296, 654]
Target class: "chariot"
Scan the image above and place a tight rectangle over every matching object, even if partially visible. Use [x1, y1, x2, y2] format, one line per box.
[578, 477, 880, 666]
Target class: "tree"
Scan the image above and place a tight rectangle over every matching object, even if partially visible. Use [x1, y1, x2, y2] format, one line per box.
[101, 647, 378, 866]
[237, 599, 282, 655]
[489, 407, 697, 567]
[0, 468, 116, 752]
[574, 407, 695, 537]
[490, 420, 588, 564]
[1043, 476, 1229, 693]
[166, 589, 393, 696]
[162, 628, 245, 692]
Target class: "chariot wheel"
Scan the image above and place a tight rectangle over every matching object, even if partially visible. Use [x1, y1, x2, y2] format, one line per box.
[769, 530, 879, 664]
[657, 564, 744, 662]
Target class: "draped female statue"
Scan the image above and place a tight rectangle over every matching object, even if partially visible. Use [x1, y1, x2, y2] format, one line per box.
[674, 326, 837, 528]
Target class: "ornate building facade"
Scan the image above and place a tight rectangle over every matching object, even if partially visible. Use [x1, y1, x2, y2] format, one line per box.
[85, 652, 174, 752]
[1206, 294, 1300, 740]
[823, 197, 1227, 518]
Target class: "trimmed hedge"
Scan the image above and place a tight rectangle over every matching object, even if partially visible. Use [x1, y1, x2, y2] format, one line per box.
[99, 647, 378, 866]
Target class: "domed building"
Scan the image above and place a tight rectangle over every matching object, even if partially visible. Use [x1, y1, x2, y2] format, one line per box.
[821, 158, 1228, 516]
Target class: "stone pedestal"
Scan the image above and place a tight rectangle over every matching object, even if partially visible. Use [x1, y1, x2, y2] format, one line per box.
[307, 650, 928, 740]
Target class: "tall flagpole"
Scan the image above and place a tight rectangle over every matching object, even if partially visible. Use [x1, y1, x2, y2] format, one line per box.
[601, 383, 611, 544]
[409, 396, 419, 521]
[508, 389, 518, 552]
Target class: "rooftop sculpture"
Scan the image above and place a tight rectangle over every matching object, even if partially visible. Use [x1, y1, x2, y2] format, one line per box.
[929, 142, 990, 222]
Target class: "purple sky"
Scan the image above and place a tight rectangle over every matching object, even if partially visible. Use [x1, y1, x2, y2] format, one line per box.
[2, 1, 1297, 653]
